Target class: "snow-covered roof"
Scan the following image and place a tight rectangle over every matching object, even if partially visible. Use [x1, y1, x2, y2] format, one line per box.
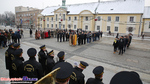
[67, 2, 99, 14]
[41, 0, 144, 16]
[97, 0, 144, 14]
[143, 6, 150, 18]
[41, 6, 61, 16]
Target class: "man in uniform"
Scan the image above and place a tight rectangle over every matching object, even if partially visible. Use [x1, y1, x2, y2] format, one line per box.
[69, 61, 89, 84]
[11, 43, 21, 62]
[38, 45, 48, 74]
[11, 48, 24, 78]
[5, 42, 15, 78]
[52, 62, 73, 84]
[86, 66, 104, 84]
[23, 48, 43, 82]
[45, 50, 55, 75]
[56, 51, 65, 64]
[110, 71, 142, 84]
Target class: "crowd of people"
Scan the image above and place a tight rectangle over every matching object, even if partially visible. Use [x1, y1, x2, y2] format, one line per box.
[34, 29, 103, 46]
[5, 43, 143, 84]
[0, 29, 23, 49]
[113, 33, 133, 55]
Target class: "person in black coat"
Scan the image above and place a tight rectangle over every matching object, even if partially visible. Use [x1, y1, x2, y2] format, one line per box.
[86, 66, 104, 84]
[118, 36, 124, 55]
[84, 32, 87, 44]
[63, 31, 65, 42]
[11, 43, 21, 62]
[45, 50, 55, 75]
[127, 33, 132, 48]
[80, 32, 84, 45]
[57, 31, 60, 42]
[5, 43, 15, 78]
[69, 61, 88, 84]
[113, 38, 119, 54]
[11, 48, 24, 78]
[30, 29, 32, 37]
[60, 31, 63, 42]
[77, 33, 81, 45]
[23, 48, 43, 82]
[38, 45, 48, 75]
[56, 51, 65, 64]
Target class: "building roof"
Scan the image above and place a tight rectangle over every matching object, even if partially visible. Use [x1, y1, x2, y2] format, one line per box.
[143, 6, 150, 18]
[41, 0, 144, 16]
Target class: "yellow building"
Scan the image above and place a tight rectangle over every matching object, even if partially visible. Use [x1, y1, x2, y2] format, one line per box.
[37, 0, 148, 36]
[142, 6, 150, 36]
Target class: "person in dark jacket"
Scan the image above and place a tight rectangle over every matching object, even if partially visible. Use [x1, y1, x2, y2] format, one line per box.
[118, 36, 124, 55]
[63, 31, 65, 42]
[78, 33, 81, 45]
[30, 29, 32, 37]
[16, 31, 21, 43]
[57, 31, 60, 42]
[11, 43, 21, 62]
[23, 48, 43, 82]
[38, 45, 48, 75]
[116, 33, 119, 38]
[80, 32, 84, 45]
[45, 50, 55, 75]
[113, 38, 119, 54]
[86, 66, 104, 84]
[11, 48, 24, 78]
[69, 61, 88, 84]
[56, 51, 65, 64]
[5, 43, 15, 78]
[84, 32, 87, 44]
[60, 31, 63, 42]
[127, 33, 132, 48]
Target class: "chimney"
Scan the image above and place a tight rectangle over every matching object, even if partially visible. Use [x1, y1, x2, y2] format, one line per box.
[98, 0, 100, 2]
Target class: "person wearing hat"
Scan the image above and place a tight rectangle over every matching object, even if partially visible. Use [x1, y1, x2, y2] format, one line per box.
[52, 62, 73, 84]
[5, 42, 15, 78]
[11, 48, 24, 78]
[110, 71, 143, 84]
[86, 66, 104, 84]
[45, 50, 55, 75]
[118, 36, 124, 55]
[69, 61, 89, 84]
[10, 43, 21, 61]
[56, 51, 65, 64]
[23, 48, 43, 82]
[38, 45, 48, 75]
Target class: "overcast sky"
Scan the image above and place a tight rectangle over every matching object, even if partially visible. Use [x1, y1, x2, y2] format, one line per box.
[0, 0, 149, 14]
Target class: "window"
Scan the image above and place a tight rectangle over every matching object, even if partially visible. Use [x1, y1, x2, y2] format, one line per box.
[86, 17, 88, 21]
[41, 24, 42, 28]
[56, 14, 57, 21]
[24, 14, 26, 16]
[115, 16, 119, 22]
[74, 25, 76, 29]
[51, 17, 53, 21]
[63, 25, 65, 28]
[128, 27, 133, 32]
[51, 24, 53, 28]
[56, 24, 57, 28]
[98, 16, 101, 21]
[114, 27, 118, 32]
[74, 17, 77, 21]
[149, 22, 150, 28]
[85, 25, 88, 30]
[47, 17, 49, 21]
[108, 16, 111, 21]
[130, 17, 134, 22]
[97, 26, 100, 30]
[63, 14, 65, 20]
[34, 13, 35, 16]
[41, 18, 42, 21]
[47, 24, 49, 28]
[68, 25, 71, 28]
[68, 17, 71, 21]
[107, 26, 110, 31]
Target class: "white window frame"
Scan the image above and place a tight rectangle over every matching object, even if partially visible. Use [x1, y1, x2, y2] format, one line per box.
[74, 25, 76, 29]
[130, 16, 134, 22]
[85, 25, 88, 30]
[115, 16, 119, 22]
[97, 16, 101, 21]
[47, 24, 49, 28]
[85, 17, 88, 21]
[114, 26, 118, 32]
[97, 26, 100, 30]
[108, 16, 111, 21]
